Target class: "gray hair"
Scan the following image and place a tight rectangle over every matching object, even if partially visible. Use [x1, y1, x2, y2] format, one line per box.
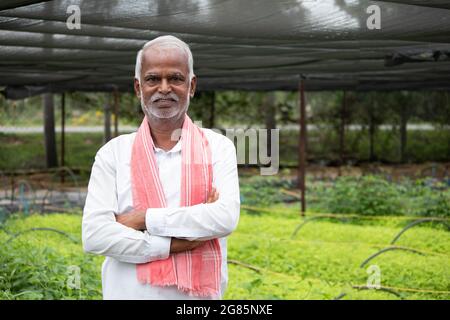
[134, 35, 194, 83]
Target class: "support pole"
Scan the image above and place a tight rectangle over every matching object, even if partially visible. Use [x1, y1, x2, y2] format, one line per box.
[61, 92, 65, 184]
[339, 91, 347, 175]
[113, 90, 119, 137]
[298, 80, 307, 216]
[43, 93, 58, 168]
[104, 93, 112, 144]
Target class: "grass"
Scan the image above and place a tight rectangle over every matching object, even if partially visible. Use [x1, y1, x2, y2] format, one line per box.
[0, 208, 448, 300]
[239, 175, 450, 217]
[226, 206, 449, 299]
[0, 213, 101, 299]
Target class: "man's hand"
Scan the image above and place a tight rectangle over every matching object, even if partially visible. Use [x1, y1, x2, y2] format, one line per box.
[170, 238, 205, 253]
[206, 187, 219, 203]
[115, 210, 146, 231]
[170, 187, 219, 253]
[116, 188, 219, 238]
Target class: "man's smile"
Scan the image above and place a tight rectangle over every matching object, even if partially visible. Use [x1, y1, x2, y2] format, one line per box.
[154, 98, 176, 107]
[155, 98, 176, 102]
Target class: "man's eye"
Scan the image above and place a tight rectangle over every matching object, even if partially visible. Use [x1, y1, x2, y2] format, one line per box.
[146, 76, 160, 83]
[170, 75, 184, 83]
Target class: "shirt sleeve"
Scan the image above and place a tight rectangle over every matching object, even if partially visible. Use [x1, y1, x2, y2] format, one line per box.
[145, 135, 240, 241]
[82, 141, 171, 264]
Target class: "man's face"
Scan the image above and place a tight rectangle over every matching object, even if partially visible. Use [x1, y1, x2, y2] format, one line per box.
[134, 45, 196, 122]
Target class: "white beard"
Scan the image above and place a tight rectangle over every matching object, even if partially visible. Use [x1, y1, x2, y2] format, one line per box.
[140, 91, 189, 122]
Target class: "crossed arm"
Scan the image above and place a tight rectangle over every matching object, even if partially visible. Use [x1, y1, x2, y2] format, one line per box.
[114, 188, 220, 253]
[82, 138, 240, 264]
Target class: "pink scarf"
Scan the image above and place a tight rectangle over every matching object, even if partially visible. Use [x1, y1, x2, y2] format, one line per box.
[130, 115, 221, 297]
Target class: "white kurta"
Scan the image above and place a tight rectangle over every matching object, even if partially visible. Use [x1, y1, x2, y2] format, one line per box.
[82, 127, 240, 300]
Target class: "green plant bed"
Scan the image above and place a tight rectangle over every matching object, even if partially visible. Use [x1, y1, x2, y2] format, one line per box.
[0, 211, 448, 300]
[240, 175, 450, 217]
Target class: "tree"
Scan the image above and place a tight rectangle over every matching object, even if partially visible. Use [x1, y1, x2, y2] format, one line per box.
[353, 92, 390, 162]
[386, 91, 422, 163]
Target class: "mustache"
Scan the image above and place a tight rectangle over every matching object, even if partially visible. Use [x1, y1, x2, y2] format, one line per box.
[150, 93, 180, 103]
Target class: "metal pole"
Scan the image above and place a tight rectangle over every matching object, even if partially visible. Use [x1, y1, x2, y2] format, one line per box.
[104, 93, 112, 143]
[339, 90, 347, 176]
[298, 80, 306, 216]
[114, 90, 119, 137]
[61, 92, 65, 184]
[43, 93, 58, 168]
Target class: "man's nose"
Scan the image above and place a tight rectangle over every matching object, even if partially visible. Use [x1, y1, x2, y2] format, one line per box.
[158, 78, 171, 94]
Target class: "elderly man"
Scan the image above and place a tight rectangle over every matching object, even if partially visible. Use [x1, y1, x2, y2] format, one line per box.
[82, 35, 240, 300]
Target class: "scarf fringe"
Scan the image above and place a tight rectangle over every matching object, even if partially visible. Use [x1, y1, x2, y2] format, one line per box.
[177, 285, 219, 298]
[138, 276, 218, 297]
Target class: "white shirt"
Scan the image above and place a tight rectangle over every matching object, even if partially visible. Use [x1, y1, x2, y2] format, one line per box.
[82, 128, 240, 300]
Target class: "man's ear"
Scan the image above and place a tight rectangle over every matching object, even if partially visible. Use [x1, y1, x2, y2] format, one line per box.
[189, 75, 197, 98]
[134, 78, 141, 99]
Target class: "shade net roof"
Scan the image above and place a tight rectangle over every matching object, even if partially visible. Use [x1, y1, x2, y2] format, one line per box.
[1, 0, 450, 98]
